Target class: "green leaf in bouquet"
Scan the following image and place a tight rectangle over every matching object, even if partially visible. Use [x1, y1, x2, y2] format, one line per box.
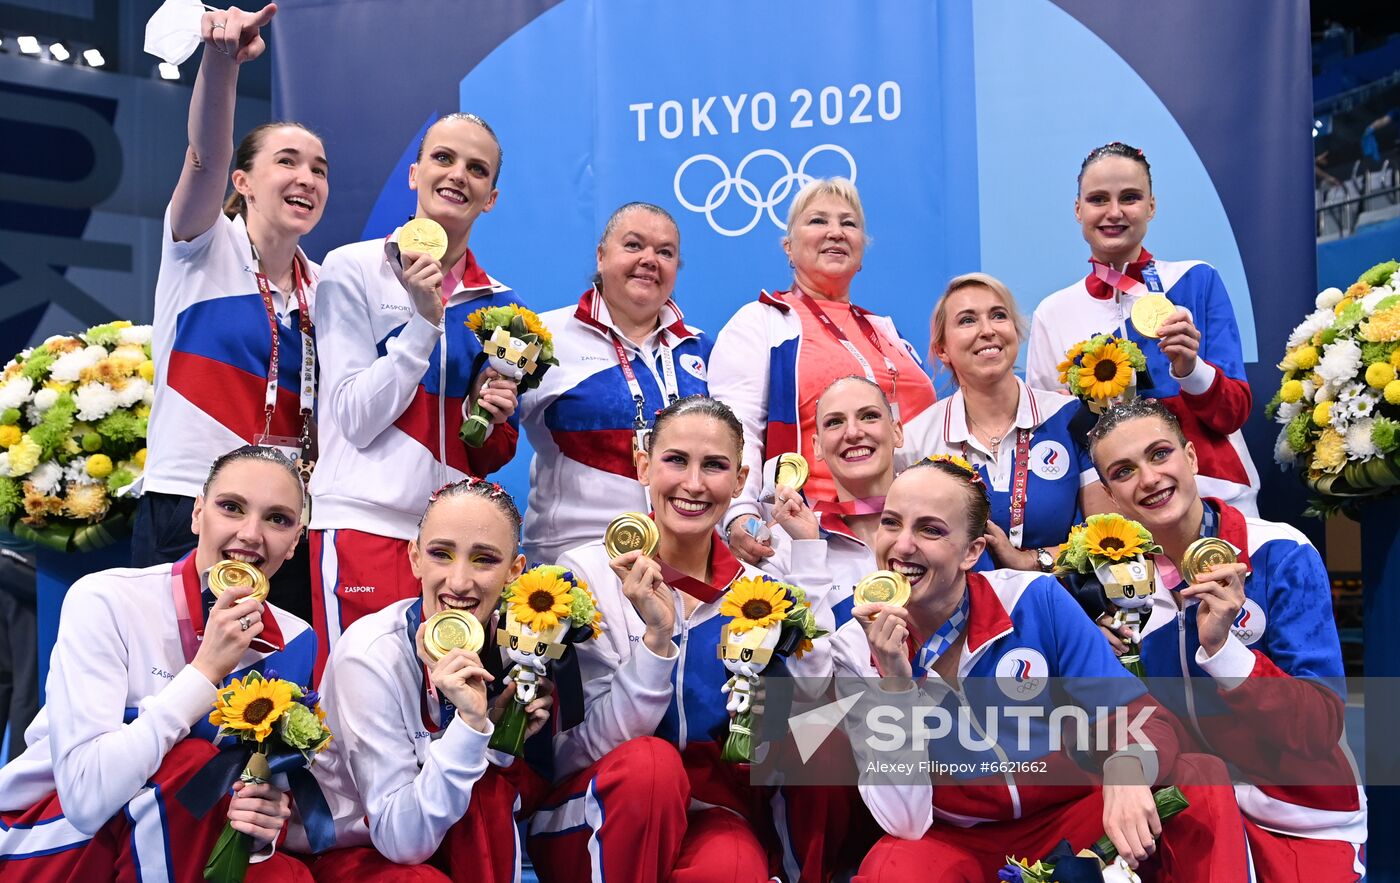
[1092, 786, 1189, 864]
[203, 822, 253, 883]
[1361, 260, 1399, 288]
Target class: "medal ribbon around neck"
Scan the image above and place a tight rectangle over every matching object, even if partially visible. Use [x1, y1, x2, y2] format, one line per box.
[812, 496, 886, 516]
[608, 329, 679, 448]
[250, 245, 315, 472]
[171, 553, 282, 663]
[961, 428, 1032, 549]
[404, 599, 457, 733]
[791, 287, 901, 421]
[911, 589, 970, 679]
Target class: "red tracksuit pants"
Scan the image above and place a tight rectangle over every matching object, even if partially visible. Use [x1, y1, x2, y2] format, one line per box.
[308, 528, 420, 682]
[0, 740, 313, 883]
[855, 753, 1251, 883]
[307, 761, 546, 882]
[525, 736, 868, 883]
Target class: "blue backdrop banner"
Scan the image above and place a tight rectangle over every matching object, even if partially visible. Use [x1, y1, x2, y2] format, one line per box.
[271, 0, 1315, 526]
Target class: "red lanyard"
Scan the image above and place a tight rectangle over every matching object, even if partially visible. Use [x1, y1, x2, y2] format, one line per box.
[252, 255, 315, 457]
[791, 287, 900, 415]
[962, 427, 1033, 549]
[608, 332, 679, 431]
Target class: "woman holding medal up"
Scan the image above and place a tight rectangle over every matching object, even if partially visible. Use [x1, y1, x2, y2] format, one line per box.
[762, 375, 900, 627]
[834, 458, 1250, 882]
[309, 478, 549, 882]
[1024, 141, 1260, 515]
[519, 202, 711, 566]
[135, 3, 326, 622]
[1086, 399, 1365, 881]
[308, 112, 524, 675]
[527, 396, 834, 883]
[924, 273, 1109, 572]
[708, 177, 937, 567]
[0, 446, 318, 881]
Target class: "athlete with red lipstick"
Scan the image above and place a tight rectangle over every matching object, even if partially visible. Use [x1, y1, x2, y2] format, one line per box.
[137, 3, 327, 624]
[528, 396, 836, 883]
[309, 478, 549, 881]
[0, 447, 319, 881]
[308, 113, 526, 677]
[1087, 399, 1365, 881]
[1025, 141, 1260, 516]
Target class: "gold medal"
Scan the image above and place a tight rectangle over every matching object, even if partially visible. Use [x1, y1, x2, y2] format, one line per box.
[854, 570, 911, 608]
[775, 452, 810, 492]
[423, 609, 484, 662]
[1129, 294, 1177, 338]
[604, 512, 659, 558]
[207, 559, 269, 603]
[1180, 537, 1238, 585]
[397, 217, 448, 262]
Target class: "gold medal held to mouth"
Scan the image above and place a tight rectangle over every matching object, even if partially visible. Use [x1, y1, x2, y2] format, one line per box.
[775, 452, 809, 492]
[208, 559, 270, 603]
[423, 609, 485, 662]
[1180, 537, 1238, 585]
[1129, 294, 1177, 339]
[854, 570, 911, 608]
[604, 512, 659, 558]
[397, 217, 448, 262]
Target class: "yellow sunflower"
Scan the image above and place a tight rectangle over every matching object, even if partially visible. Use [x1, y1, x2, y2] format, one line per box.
[1083, 514, 1148, 562]
[210, 675, 294, 742]
[1057, 341, 1085, 385]
[721, 577, 793, 632]
[517, 307, 554, 345]
[508, 569, 574, 632]
[1078, 343, 1134, 400]
[465, 305, 490, 333]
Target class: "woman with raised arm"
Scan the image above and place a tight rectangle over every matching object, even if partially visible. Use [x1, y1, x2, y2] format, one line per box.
[836, 458, 1249, 882]
[135, 3, 327, 623]
[519, 202, 710, 566]
[526, 396, 834, 883]
[709, 177, 936, 567]
[0, 447, 318, 881]
[1025, 141, 1259, 515]
[309, 478, 549, 881]
[1087, 399, 1365, 881]
[308, 112, 524, 675]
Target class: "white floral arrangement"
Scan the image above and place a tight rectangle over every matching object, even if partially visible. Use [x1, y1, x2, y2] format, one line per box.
[1268, 260, 1400, 514]
[0, 321, 153, 550]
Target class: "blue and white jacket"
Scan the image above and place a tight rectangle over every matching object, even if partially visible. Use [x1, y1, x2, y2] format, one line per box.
[520, 289, 710, 566]
[832, 570, 1178, 839]
[1138, 499, 1365, 844]
[1026, 251, 1260, 515]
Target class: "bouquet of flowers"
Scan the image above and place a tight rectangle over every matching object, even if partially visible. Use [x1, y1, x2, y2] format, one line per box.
[461, 304, 558, 447]
[0, 321, 152, 551]
[1268, 259, 1400, 516]
[1058, 334, 1149, 413]
[492, 565, 600, 756]
[717, 575, 827, 763]
[1000, 787, 1189, 882]
[178, 670, 334, 882]
[1056, 514, 1162, 677]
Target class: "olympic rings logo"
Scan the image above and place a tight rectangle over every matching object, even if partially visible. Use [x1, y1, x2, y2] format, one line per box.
[673, 144, 858, 237]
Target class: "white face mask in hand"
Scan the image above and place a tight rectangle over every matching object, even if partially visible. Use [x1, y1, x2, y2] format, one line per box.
[144, 0, 210, 65]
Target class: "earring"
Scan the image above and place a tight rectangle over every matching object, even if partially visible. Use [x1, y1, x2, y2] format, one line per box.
[788, 259, 795, 269]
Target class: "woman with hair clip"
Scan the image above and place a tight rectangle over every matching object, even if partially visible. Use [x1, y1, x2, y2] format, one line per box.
[925, 272, 1109, 572]
[1025, 141, 1260, 515]
[1086, 398, 1365, 881]
[308, 477, 549, 881]
[708, 177, 937, 568]
[836, 457, 1250, 882]
[308, 111, 524, 676]
[519, 201, 711, 567]
[0, 446, 319, 881]
[526, 396, 836, 883]
[135, 3, 327, 622]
